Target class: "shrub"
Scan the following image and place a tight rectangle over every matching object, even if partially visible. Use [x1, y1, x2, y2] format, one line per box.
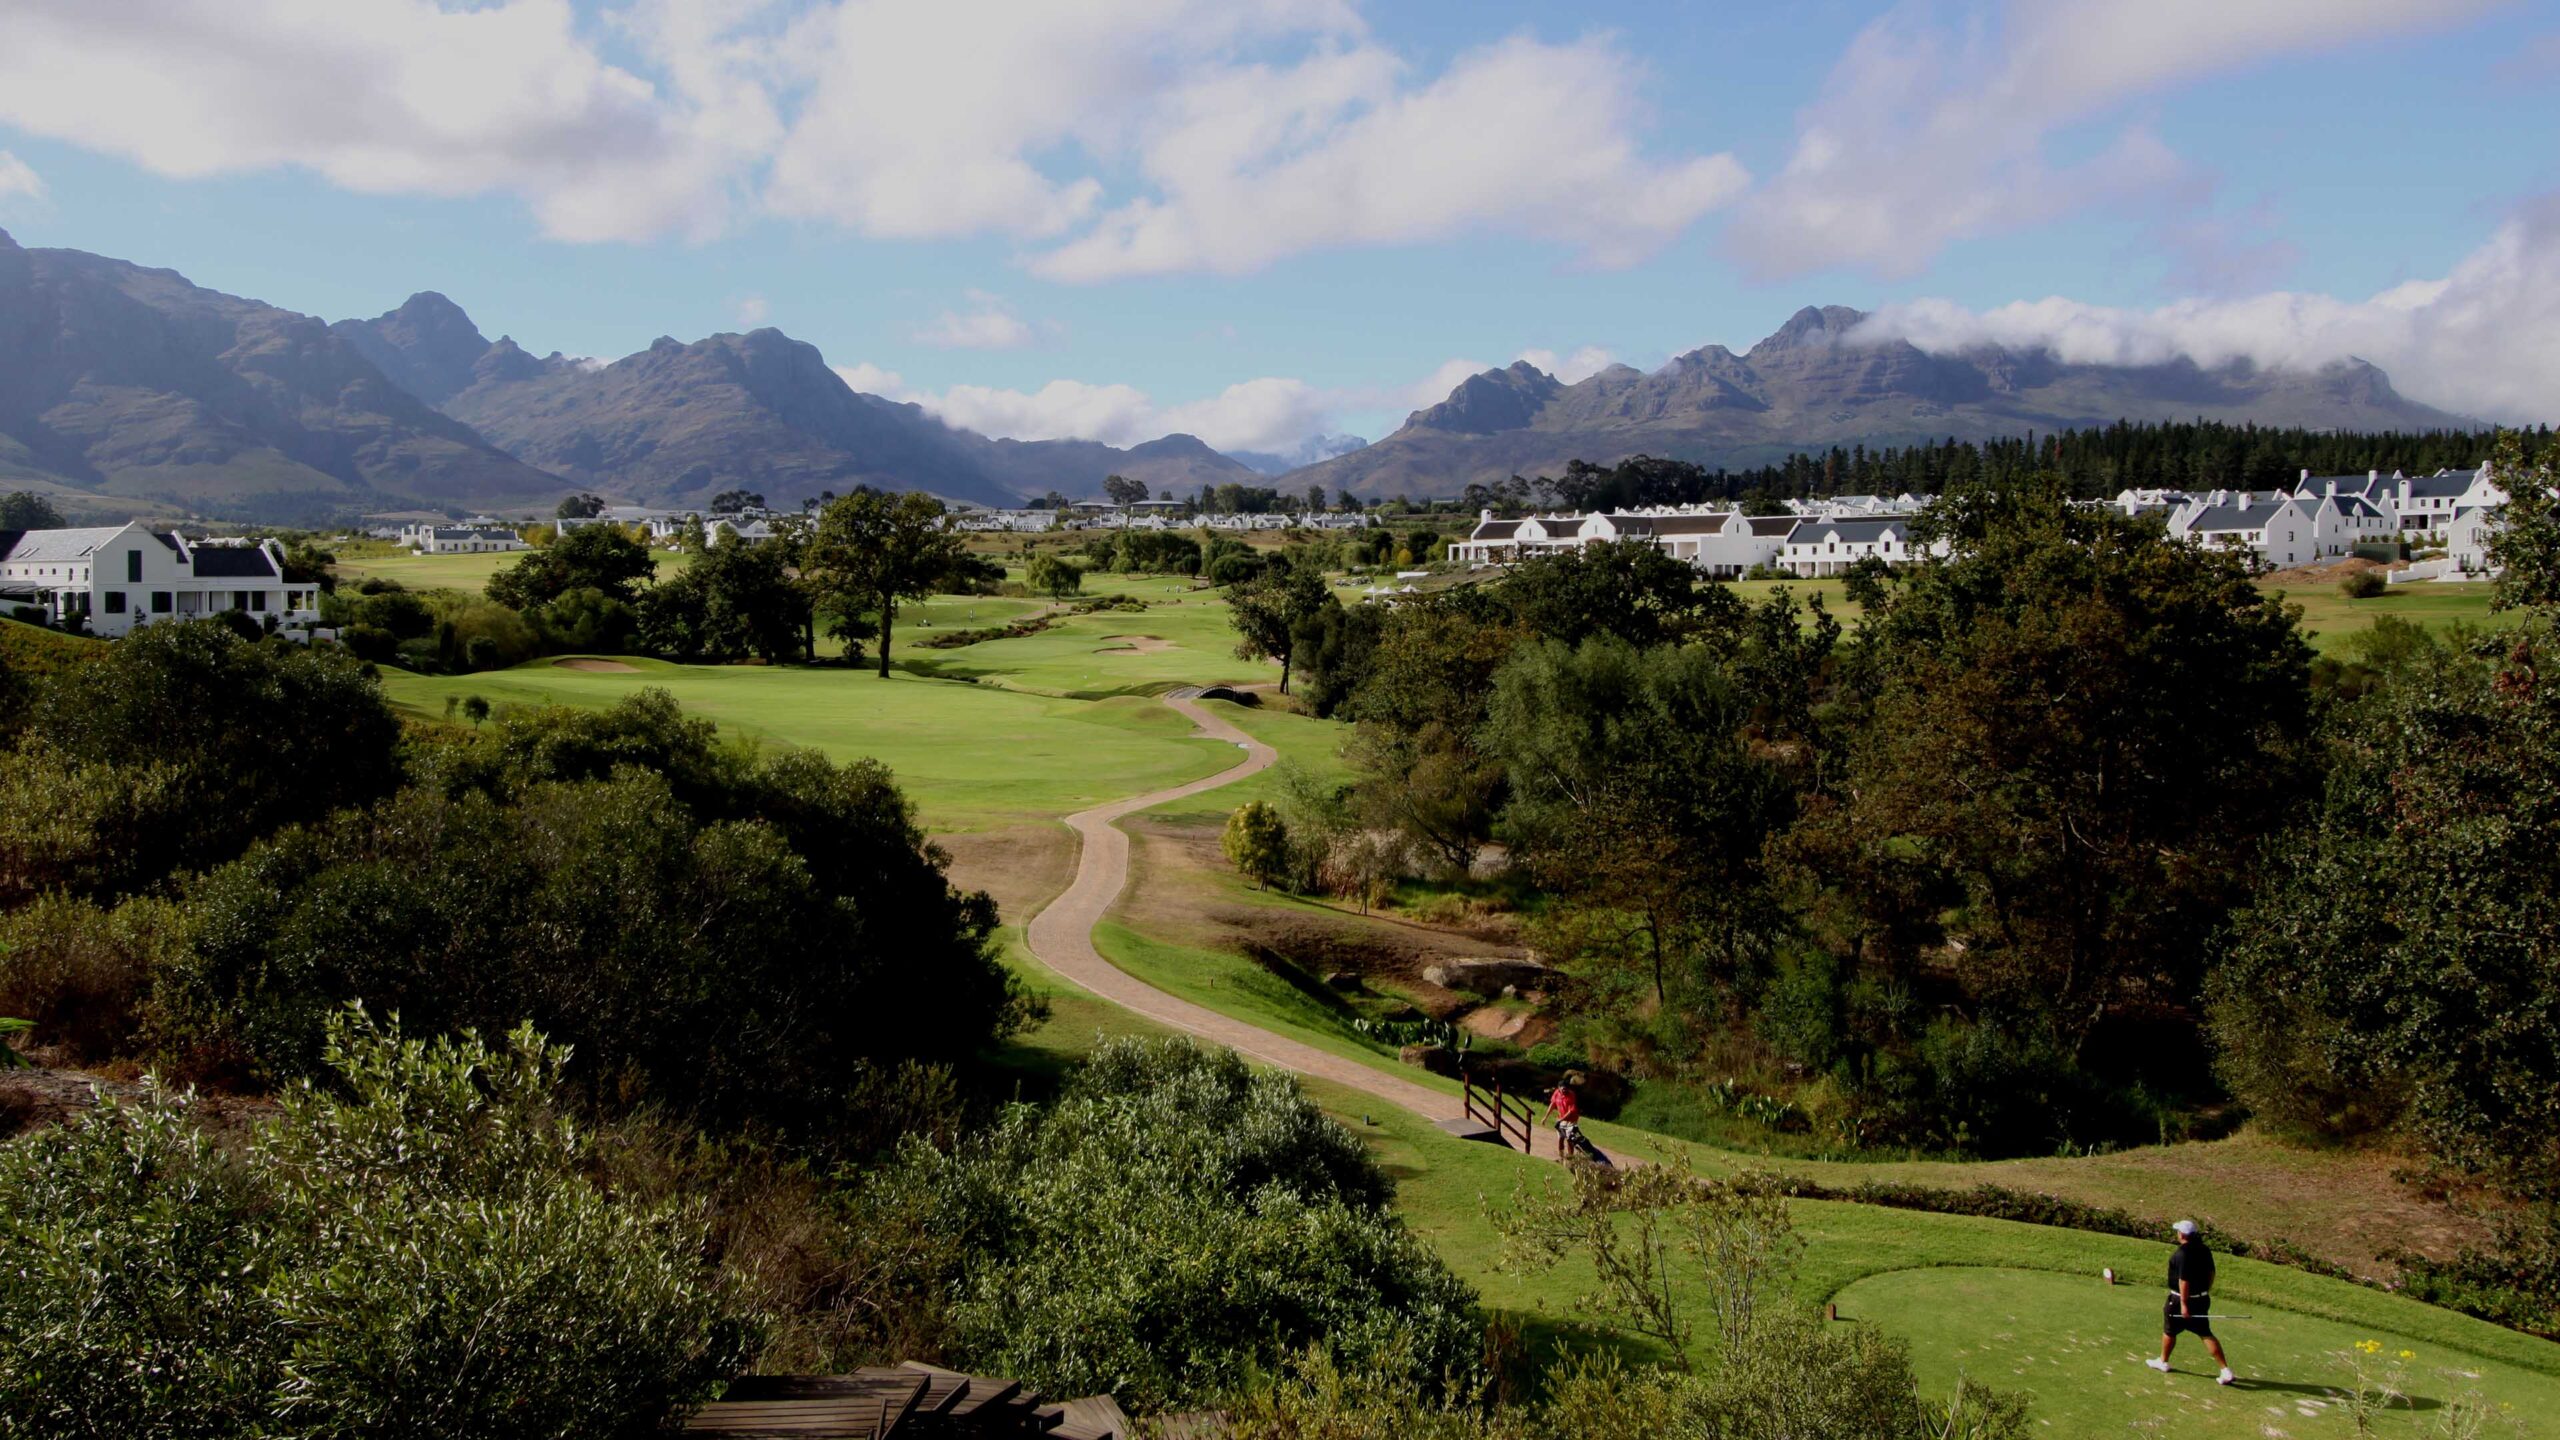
[1024, 553, 1082, 597]
[2338, 569, 2388, 599]
[866, 1038, 1478, 1411]
[1222, 800, 1292, 889]
[0, 1010, 759, 1438]
[0, 894, 186, 1063]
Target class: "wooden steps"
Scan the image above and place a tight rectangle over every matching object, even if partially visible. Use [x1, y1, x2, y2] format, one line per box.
[684, 1361, 1148, 1439]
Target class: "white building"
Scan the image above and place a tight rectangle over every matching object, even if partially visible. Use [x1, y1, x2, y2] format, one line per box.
[1778, 517, 1933, 577]
[0, 525, 321, 638]
[2168, 497, 2318, 570]
[400, 523, 527, 554]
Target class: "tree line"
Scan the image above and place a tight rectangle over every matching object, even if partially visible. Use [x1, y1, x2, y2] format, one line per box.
[1442, 420, 2553, 517]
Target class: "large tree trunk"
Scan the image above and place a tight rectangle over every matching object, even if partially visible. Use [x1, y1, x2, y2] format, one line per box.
[876, 592, 893, 678]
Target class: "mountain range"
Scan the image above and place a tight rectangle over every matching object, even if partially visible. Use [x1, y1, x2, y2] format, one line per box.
[0, 229, 2481, 522]
[1291, 305, 2472, 499]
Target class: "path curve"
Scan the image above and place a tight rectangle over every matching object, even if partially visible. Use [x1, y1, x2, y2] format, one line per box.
[1023, 693, 1467, 1126]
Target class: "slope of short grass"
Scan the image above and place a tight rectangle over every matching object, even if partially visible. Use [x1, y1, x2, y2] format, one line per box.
[2266, 579, 2511, 655]
[335, 546, 696, 592]
[378, 659, 1234, 830]
[1144, 698, 1356, 824]
[0, 616, 105, 676]
[901, 582, 1274, 697]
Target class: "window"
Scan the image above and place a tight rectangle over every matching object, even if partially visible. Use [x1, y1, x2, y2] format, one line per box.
[150, 591, 171, 613]
[235, 590, 253, 612]
[253, 591, 269, 612]
[126, 550, 141, 583]
[105, 592, 127, 614]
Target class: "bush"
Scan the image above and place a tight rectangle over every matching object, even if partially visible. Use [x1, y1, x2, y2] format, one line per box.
[0, 1010, 759, 1438]
[1222, 800, 1292, 889]
[864, 1038, 1478, 1411]
[1209, 551, 1265, 586]
[2338, 569, 2388, 599]
[1024, 553, 1082, 597]
[0, 894, 186, 1063]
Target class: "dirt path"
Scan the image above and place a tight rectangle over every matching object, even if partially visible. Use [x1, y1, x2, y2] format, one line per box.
[1022, 694, 1468, 1126]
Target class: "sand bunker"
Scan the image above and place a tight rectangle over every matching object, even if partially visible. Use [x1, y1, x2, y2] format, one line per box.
[552, 657, 639, 672]
[1095, 635, 1175, 655]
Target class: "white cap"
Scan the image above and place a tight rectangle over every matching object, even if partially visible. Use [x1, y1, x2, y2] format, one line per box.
[2173, 1220, 2198, 1236]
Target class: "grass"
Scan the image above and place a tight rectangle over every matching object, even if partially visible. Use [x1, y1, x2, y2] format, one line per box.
[0, 616, 104, 676]
[899, 577, 1275, 697]
[333, 546, 694, 593]
[377, 658, 1235, 831]
[1143, 698, 1357, 824]
[2266, 579, 2514, 655]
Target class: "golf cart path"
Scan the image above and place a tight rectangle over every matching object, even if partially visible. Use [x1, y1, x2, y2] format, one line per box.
[1024, 692, 1469, 1127]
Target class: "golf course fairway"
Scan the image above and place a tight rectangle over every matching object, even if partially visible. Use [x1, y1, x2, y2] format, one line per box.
[1837, 1266, 2558, 1437]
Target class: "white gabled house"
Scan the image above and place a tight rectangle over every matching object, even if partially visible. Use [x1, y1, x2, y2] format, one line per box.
[400, 523, 527, 554]
[2168, 497, 2318, 570]
[1779, 517, 1932, 577]
[0, 525, 321, 638]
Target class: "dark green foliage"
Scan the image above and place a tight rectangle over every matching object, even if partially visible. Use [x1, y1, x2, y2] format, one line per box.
[1499, 539, 1738, 649]
[1811, 481, 2312, 1057]
[1289, 599, 1385, 718]
[159, 694, 1023, 1130]
[1023, 552, 1082, 597]
[807, 490, 970, 678]
[0, 491, 65, 529]
[1228, 559, 1332, 692]
[555, 492, 608, 519]
[6, 622, 401, 901]
[864, 1038, 1477, 1412]
[486, 522, 655, 609]
[1483, 637, 1795, 1007]
[2338, 568, 2387, 599]
[2211, 619, 2560, 1199]
[2486, 429, 2560, 612]
[1085, 529, 1201, 575]
[0, 1011, 758, 1438]
[637, 534, 810, 663]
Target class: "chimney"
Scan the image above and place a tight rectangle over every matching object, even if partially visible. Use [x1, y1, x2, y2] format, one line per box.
[1480, 507, 1493, 524]
[2300, 468, 2311, 485]
[2325, 478, 2337, 499]
[2370, 469, 2380, 484]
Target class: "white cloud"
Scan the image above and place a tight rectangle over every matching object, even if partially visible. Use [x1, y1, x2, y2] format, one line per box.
[1729, 0, 2498, 279]
[1028, 32, 1749, 280]
[0, 0, 777, 243]
[1853, 197, 2560, 423]
[1515, 345, 1616, 384]
[830, 355, 1477, 455]
[734, 293, 770, 326]
[914, 290, 1038, 350]
[0, 151, 42, 203]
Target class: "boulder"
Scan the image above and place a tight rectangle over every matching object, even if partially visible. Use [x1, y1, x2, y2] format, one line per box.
[1422, 957, 1555, 997]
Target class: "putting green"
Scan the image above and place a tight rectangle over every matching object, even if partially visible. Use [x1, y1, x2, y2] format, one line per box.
[1838, 1266, 2558, 1437]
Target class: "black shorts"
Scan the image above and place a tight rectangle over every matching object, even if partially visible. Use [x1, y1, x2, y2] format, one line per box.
[2164, 1302, 2214, 1338]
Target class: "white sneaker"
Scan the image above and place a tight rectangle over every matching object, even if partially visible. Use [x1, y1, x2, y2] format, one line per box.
[2146, 1358, 2172, 1373]
[2218, 1368, 2236, 1386]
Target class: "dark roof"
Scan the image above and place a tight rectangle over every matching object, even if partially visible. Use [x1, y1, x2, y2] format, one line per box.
[2185, 501, 2294, 532]
[1797, 518, 1909, 544]
[2404, 474, 2473, 499]
[1746, 515, 1802, 536]
[1606, 516, 1654, 535]
[188, 545, 282, 578]
[1468, 520, 1521, 540]
[1641, 515, 1732, 536]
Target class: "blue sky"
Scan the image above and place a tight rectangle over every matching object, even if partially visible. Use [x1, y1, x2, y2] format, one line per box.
[1, 1, 2555, 453]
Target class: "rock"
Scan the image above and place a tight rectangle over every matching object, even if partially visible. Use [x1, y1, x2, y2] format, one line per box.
[1422, 957, 1556, 997]
[1399, 1043, 1460, 1078]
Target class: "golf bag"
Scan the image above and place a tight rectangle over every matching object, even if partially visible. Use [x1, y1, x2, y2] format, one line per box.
[1557, 1119, 1613, 1167]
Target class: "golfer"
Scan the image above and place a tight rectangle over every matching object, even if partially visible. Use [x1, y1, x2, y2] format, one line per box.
[1543, 1072, 1610, 1165]
[2147, 1219, 2235, 1385]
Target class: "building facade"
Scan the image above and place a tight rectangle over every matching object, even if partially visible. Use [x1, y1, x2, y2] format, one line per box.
[0, 525, 321, 638]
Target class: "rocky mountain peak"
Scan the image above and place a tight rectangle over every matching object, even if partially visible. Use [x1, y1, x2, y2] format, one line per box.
[1406, 361, 1564, 435]
[1750, 304, 1871, 355]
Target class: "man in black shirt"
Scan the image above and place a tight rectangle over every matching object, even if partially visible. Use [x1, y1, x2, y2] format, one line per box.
[2146, 1220, 2235, 1384]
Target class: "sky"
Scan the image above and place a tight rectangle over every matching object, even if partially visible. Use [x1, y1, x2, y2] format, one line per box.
[0, 0, 2555, 457]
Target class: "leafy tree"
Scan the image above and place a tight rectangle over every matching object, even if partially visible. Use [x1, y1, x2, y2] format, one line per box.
[636, 533, 809, 663]
[1221, 800, 1292, 889]
[708, 488, 766, 514]
[1289, 600, 1386, 719]
[1024, 552, 1082, 597]
[2487, 428, 2560, 611]
[2211, 619, 2560, 1198]
[1102, 474, 1149, 507]
[806, 490, 970, 678]
[1501, 538, 1735, 649]
[1482, 637, 1796, 1006]
[0, 1011, 757, 1438]
[0, 491, 64, 529]
[862, 1038, 1477, 1412]
[1227, 558, 1332, 693]
[554, 492, 607, 519]
[5, 622, 401, 900]
[486, 522, 655, 610]
[1811, 479, 2313, 1054]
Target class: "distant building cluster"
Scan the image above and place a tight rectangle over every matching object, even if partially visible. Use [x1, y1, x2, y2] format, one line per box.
[0, 524, 321, 638]
[955, 501, 1373, 535]
[1450, 465, 2517, 582]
